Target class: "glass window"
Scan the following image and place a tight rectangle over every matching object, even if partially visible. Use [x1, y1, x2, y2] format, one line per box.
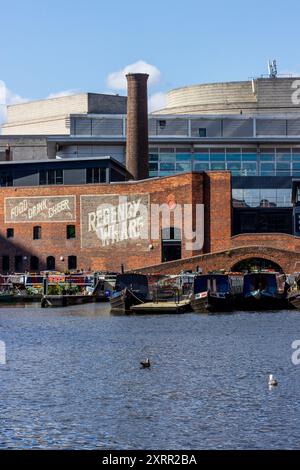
[56, 169, 63, 184]
[176, 153, 191, 161]
[211, 162, 225, 170]
[86, 168, 106, 183]
[39, 170, 47, 185]
[176, 162, 191, 172]
[39, 169, 63, 185]
[198, 128, 207, 137]
[276, 189, 292, 207]
[149, 162, 158, 171]
[159, 171, 174, 177]
[194, 162, 209, 171]
[241, 162, 257, 175]
[241, 153, 257, 161]
[159, 153, 175, 162]
[149, 171, 158, 177]
[260, 163, 275, 176]
[210, 153, 225, 162]
[292, 152, 300, 161]
[226, 154, 241, 162]
[260, 153, 275, 161]
[33, 226, 41, 240]
[160, 162, 175, 171]
[194, 153, 209, 161]
[276, 148, 291, 161]
[276, 162, 291, 175]
[67, 225, 76, 239]
[244, 189, 260, 207]
[226, 148, 241, 161]
[0, 173, 13, 187]
[149, 153, 158, 161]
[260, 189, 276, 206]
[227, 162, 241, 175]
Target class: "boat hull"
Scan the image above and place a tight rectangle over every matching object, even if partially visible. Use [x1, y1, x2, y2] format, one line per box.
[41, 295, 94, 308]
[236, 294, 288, 311]
[110, 289, 147, 314]
[191, 292, 235, 313]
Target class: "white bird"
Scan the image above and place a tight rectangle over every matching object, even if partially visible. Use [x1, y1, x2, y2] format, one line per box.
[268, 374, 278, 386]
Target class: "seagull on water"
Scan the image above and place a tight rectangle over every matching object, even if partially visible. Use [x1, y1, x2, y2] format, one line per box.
[268, 374, 278, 387]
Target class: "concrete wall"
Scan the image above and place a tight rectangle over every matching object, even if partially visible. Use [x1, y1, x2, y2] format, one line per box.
[157, 78, 300, 115]
[2, 93, 127, 135]
[0, 136, 48, 160]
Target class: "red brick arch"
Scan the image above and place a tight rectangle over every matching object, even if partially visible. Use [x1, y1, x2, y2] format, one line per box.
[230, 256, 283, 272]
[134, 245, 300, 275]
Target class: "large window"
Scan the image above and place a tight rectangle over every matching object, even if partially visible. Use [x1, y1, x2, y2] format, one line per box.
[0, 172, 13, 187]
[86, 168, 107, 183]
[39, 169, 63, 185]
[232, 189, 292, 208]
[148, 146, 300, 177]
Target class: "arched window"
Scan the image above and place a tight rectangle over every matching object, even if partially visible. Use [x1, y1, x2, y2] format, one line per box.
[46, 256, 55, 271]
[68, 256, 77, 270]
[30, 256, 39, 271]
[33, 226, 42, 240]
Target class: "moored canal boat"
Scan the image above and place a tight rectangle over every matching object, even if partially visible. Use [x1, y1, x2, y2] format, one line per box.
[110, 273, 151, 313]
[191, 272, 243, 313]
[238, 271, 287, 310]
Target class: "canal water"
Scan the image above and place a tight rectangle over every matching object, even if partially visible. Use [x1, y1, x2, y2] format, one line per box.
[0, 304, 300, 449]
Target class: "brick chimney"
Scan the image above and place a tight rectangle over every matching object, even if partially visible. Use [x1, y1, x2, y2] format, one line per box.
[126, 73, 149, 180]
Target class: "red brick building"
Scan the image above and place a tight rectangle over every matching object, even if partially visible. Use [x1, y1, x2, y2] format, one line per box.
[1, 170, 300, 274]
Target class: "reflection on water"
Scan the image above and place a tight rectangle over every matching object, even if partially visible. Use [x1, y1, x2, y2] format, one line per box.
[0, 304, 300, 449]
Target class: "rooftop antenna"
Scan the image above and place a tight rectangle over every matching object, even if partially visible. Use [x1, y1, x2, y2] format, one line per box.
[268, 59, 277, 78]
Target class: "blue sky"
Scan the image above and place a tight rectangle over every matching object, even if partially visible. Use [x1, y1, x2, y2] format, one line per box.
[1, 0, 300, 113]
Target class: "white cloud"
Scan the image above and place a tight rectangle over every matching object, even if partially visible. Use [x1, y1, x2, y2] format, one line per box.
[0, 80, 28, 128]
[148, 92, 167, 112]
[46, 89, 78, 99]
[107, 60, 161, 90]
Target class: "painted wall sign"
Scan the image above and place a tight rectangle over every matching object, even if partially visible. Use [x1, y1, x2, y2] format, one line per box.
[80, 194, 149, 249]
[5, 196, 76, 223]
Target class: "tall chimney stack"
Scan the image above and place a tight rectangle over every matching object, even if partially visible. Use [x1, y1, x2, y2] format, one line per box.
[126, 73, 149, 180]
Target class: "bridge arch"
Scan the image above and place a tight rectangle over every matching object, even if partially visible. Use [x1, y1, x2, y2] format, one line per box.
[231, 257, 283, 273]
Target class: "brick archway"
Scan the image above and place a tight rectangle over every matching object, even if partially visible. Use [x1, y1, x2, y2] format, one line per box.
[230, 257, 283, 273]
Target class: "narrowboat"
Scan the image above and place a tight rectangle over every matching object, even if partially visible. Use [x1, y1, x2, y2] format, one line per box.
[191, 272, 243, 313]
[238, 271, 287, 310]
[287, 273, 300, 309]
[110, 273, 151, 313]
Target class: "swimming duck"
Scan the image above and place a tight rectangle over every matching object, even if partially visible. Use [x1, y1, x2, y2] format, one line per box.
[268, 374, 278, 386]
[140, 358, 151, 368]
